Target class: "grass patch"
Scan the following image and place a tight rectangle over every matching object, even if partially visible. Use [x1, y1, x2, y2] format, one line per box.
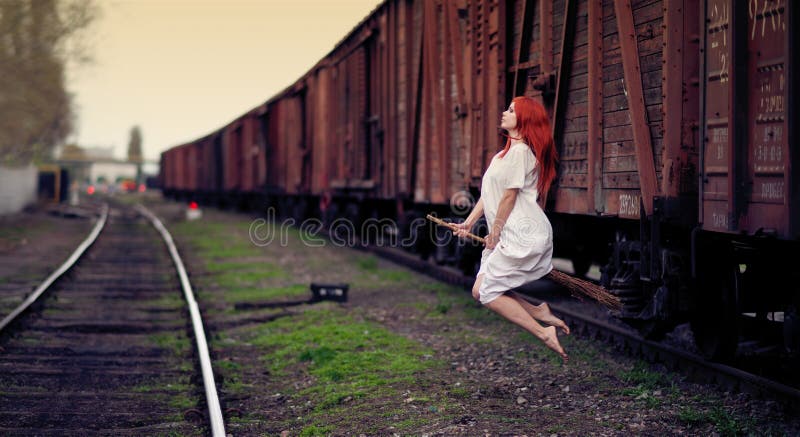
[251, 307, 439, 424]
[205, 260, 282, 275]
[393, 416, 432, 431]
[449, 386, 470, 398]
[621, 362, 666, 389]
[148, 332, 191, 356]
[168, 393, 196, 410]
[146, 292, 184, 309]
[216, 359, 247, 393]
[435, 301, 451, 314]
[678, 406, 705, 425]
[225, 284, 308, 303]
[213, 269, 288, 289]
[356, 256, 378, 271]
[617, 362, 678, 410]
[677, 405, 753, 434]
[299, 424, 334, 437]
[255, 308, 434, 383]
[419, 282, 461, 294]
[374, 269, 412, 282]
[171, 220, 259, 260]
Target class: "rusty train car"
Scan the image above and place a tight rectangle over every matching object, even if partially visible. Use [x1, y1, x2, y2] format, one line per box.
[160, 0, 798, 360]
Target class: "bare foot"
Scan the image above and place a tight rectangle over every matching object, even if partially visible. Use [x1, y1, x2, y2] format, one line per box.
[537, 302, 570, 335]
[540, 326, 568, 363]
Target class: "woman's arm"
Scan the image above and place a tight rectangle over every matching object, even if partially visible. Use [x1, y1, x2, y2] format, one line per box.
[455, 197, 484, 238]
[485, 188, 518, 249]
[463, 197, 484, 229]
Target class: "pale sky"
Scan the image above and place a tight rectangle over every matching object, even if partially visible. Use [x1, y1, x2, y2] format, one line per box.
[67, 0, 383, 162]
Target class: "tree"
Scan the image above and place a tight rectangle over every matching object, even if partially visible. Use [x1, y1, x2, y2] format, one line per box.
[127, 126, 142, 163]
[0, 0, 96, 166]
[60, 143, 86, 161]
[127, 125, 143, 183]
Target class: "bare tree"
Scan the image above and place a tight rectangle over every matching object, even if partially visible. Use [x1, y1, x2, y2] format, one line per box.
[0, 0, 97, 166]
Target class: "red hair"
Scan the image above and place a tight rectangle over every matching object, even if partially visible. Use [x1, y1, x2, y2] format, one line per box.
[499, 96, 558, 198]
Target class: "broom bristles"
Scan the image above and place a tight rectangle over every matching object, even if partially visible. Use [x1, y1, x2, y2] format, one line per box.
[545, 269, 622, 311]
[426, 214, 623, 311]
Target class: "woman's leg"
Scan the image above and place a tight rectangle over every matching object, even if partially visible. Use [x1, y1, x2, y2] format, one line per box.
[471, 274, 485, 301]
[484, 294, 568, 362]
[508, 291, 570, 335]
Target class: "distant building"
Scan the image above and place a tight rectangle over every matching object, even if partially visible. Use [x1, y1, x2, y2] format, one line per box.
[83, 147, 115, 160]
[88, 160, 138, 184]
[57, 145, 157, 185]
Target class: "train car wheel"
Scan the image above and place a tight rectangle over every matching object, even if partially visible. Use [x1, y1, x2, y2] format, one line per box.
[690, 265, 741, 360]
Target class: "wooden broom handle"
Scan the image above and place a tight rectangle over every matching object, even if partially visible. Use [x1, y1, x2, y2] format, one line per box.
[426, 214, 486, 244]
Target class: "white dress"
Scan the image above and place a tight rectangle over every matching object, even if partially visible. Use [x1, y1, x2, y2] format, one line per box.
[477, 142, 553, 304]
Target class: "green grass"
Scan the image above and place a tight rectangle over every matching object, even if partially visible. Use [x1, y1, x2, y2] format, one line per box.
[393, 417, 432, 431]
[225, 284, 308, 303]
[356, 256, 378, 271]
[374, 269, 412, 282]
[621, 362, 666, 389]
[171, 220, 259, 260]
[170, 218, 306, 309]
[250, 307, 440, 423]
[205, 260, 282, 274]
[146, 292, 185, 309]
[677, 404, 754, 434]
[618, 362, 671, 408]
[216, 359, 248, 393]
[168, 393, 196, 410]
[449, 386, 470, 399]
[678, 406, 705, 425]
[148, 332, 191, 356]
[213, 269, 287, 288]
[299, 424, 334, 437]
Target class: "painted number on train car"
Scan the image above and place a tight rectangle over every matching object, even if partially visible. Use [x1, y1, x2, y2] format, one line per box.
[749, 0, 787, 207]
[619, 193, 640, 217]
[759, 181, 784, 200]
[749, 0, 786, 41]
[709, 2, 730, 83]
[712, 212, 728, 229]
[712, 127, 728, 160]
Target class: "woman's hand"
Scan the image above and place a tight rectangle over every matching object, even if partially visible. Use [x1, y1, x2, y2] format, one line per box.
[484, 230, 500, 250]
[454, 222, 472, 239]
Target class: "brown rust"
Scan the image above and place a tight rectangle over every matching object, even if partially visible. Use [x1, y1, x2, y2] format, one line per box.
[587, 0, 604, 214]
[613, 0, 658, 216]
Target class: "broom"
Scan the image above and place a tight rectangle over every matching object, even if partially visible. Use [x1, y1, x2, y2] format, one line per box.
[426, 214, 622, 311]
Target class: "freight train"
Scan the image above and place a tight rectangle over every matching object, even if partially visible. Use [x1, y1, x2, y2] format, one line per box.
[160, 0, 798, 361]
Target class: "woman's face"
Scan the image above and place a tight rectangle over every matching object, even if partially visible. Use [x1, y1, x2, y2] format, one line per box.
[500, 102, 517, 131]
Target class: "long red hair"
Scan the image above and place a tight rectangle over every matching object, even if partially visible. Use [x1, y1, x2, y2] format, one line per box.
[499, 96, 558, 197]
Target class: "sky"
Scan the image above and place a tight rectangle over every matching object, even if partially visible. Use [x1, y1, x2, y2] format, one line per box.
[66, 0, 383, 162]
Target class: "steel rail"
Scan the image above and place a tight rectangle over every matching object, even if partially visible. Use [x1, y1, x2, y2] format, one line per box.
[136, 205, 226, 437]
[0, 204, 109, 332]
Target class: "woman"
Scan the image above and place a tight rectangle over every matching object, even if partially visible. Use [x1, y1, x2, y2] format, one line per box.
[455, 96, 569, 362]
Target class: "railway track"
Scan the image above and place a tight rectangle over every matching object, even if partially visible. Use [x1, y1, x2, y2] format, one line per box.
[364, 243, 800, 410]
[0, 203, 225, 435]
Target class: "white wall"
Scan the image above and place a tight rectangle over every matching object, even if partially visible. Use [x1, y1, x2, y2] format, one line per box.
[89, 161, 137, 183]
[0, 164, 38, 215]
